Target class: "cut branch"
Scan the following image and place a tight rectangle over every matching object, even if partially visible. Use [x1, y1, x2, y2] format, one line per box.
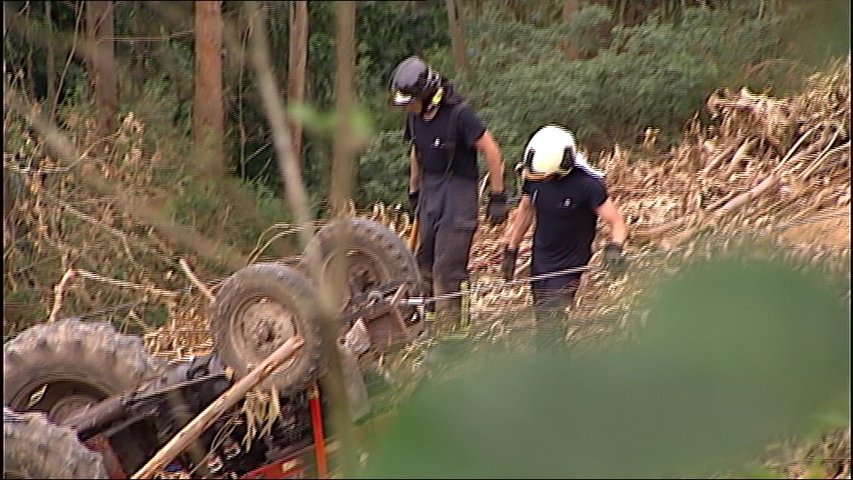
[48, 268, 77, 323]
[179, 258, 215, 303]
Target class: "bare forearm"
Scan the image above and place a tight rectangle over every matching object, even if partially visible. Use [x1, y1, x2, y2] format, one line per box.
[484, 150, 505, 193]
[409, 147, 421, 193]
[610, 216, 628, 245]
[596, 199, 628, 245]
[508, 209, 533, 249]
[475, 132, 505, 193]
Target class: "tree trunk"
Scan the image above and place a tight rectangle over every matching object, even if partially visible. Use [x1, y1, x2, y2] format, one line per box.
[445, 0, 469, 78]
[287, 1, 308, 176]
[45, 1, 57, 119]
[193, 0, 226, 179]
[328, 2, 360, 474]
[85, 1, 117, 138]
[561, 0, 581, 60]
[330, 1, 356, 218]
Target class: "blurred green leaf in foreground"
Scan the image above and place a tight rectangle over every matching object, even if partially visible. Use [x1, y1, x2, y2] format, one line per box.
[360, 256, 850, 479]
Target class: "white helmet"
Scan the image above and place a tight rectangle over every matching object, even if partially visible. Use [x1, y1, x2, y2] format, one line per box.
[522, 125, 578, 177]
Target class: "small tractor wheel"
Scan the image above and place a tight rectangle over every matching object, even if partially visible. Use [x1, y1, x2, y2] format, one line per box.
[210, 262, 323, 396]
[3, 408, 108, 479]
[4, 318, 163, 421]
[300, 218, 423, 319]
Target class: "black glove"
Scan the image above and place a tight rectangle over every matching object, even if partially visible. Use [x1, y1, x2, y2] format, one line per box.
[487, 192, 509, 225]
[408, 190, 420, 217]
[603, 242, 627, 275]
[501, 247, 518, 281]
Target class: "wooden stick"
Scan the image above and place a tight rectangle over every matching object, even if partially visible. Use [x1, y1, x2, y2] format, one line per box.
[724, 137, 757, 176]
[178, 258, 215, 304]
[714, 173, 781, 217]
[75, 269, 179, 298]
[47, 268, 77, 323]
[131, 336, 305, 479]
[408, 218, 420, 252]
[700, 140, 739, 176]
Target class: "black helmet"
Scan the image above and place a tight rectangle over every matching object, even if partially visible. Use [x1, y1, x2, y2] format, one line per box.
[389, 56, 442, 107]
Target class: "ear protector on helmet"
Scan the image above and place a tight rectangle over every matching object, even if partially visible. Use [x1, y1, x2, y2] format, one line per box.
[424, 86, 445, 115]
[521, 125, 578, 178]
[523, 143, 575, 173]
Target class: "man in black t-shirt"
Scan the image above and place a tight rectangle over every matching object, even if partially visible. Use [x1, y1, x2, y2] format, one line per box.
[502, 125, 628, 349]
[389, 56, 508, 331]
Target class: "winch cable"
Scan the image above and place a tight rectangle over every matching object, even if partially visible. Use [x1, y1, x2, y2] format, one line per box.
[396, 209, 850, 310]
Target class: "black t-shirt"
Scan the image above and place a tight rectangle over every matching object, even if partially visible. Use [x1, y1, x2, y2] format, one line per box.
[403, 101, 486, 180]
[521, 170, 608, 275]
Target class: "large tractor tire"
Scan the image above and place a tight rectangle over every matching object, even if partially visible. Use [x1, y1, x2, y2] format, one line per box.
[3, 408, 108, 479]
[300, 218, 423, 320]
[3, 318, 163, 422]
[210, 262, 323, 395]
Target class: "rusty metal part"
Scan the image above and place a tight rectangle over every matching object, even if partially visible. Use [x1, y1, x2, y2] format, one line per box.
[345, 283, 419, 354]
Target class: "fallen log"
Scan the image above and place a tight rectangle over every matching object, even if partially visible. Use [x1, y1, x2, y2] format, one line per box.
[714, 174, 781, 217]
[131, 336, 305, 479]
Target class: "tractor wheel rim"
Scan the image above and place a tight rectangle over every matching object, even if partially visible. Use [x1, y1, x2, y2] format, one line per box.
[234, 296, 299, 369]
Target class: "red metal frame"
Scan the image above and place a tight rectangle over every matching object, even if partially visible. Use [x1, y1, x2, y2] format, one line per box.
[241, 384, 329, 479]
[241, 457, 307, 479]
[308, 383, 329, 479]
[85, 434, 128, 479]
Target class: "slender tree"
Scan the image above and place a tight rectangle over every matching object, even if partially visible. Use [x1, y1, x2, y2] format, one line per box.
[193, 0, 226, 178]
[445, 0, 469, 78]
[561, 0, 581, 60]
[86, 1, 117, 138]
[287, 1, 308, 174]
[330, 1, 356, 217]
[328, 3, 360, 472]
[45, 2, 57, 119]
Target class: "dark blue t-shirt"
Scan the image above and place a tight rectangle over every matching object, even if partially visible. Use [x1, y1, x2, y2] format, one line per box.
[521, 170, 608, 275]
[403, 101, 486, 180]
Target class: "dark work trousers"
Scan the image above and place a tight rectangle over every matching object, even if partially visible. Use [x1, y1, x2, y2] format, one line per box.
[530, 273, 583, 351]
[415, 174, 478, 330]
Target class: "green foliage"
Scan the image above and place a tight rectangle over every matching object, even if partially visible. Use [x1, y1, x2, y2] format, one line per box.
[166, 176, 293, 250]
[462, 2, 799, 153]
[215, 0, 450, 209]
[563, 4, 613, 57]
[355, 130, 410, 208]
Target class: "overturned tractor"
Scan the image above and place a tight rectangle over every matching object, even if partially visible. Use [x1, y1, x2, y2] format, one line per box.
[3, 218, 424, 479]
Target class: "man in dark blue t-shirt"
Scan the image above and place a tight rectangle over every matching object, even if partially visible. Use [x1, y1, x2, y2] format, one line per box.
[389, 56, 508, 331]
[502, 125, 627, 349]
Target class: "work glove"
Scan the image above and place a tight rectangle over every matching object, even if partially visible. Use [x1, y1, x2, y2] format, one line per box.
[501, 247, 518, 281]
[487, 192, 509, 225]
[603, 242, 627, 275]
[408, 190, 420, 217]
